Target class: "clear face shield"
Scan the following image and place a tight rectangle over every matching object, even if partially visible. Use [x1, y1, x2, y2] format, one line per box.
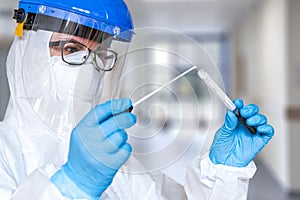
[21, 8, 132, 139]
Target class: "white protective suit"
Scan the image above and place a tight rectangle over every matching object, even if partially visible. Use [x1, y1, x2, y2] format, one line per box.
[0, 30, 257, 200]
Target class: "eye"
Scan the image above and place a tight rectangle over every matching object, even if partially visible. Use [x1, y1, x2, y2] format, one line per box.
[63, 42, 86, 55]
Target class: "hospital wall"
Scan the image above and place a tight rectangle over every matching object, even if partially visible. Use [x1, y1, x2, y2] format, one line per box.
[288, 0, 300, 191]
[231, 0, 300, 193]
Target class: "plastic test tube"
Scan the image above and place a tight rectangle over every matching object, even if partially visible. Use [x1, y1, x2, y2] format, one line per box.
[197, 69, 256, 134]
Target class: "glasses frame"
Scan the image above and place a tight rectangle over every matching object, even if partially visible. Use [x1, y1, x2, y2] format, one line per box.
[49, 40, 118, 72]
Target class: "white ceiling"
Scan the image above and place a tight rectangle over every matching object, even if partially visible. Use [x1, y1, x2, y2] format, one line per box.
[126, 0, 259, 33]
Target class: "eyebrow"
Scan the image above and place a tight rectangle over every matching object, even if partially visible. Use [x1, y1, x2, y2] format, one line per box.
[49, 41, 61, 47]
[49, 40, 88, 48]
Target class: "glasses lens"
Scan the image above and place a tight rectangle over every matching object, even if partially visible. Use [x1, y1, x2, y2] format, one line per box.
[94, 50, 117, 71]
[62, 42, 89, 65]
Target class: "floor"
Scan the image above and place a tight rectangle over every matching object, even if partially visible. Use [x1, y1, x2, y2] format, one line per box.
[248, 158, 300, 200]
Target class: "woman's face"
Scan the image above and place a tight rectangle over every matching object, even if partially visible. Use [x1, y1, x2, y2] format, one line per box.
[49, 32, 100, 57]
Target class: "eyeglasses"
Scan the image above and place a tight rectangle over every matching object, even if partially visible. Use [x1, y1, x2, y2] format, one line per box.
[49, 40, 118, 71]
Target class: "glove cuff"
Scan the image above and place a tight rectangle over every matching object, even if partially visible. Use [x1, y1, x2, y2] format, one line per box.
[51, 166, 100, 200]
[204, 153, 257, 181]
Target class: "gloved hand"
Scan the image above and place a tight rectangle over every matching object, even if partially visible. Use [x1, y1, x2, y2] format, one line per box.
[51, 98, 136, 199]
[209, 99, 274, 167]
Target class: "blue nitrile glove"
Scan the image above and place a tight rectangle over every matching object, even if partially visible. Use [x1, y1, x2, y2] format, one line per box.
[51, 98, 136, 199]
[209, 99, 274, 167]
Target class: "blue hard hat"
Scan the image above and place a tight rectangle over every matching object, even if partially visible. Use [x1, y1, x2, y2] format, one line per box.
[14, 0, 134, 41]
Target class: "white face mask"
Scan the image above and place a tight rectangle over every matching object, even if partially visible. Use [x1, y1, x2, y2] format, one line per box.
[50, 53, 104, 127]
[51, 52, 104, 101]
